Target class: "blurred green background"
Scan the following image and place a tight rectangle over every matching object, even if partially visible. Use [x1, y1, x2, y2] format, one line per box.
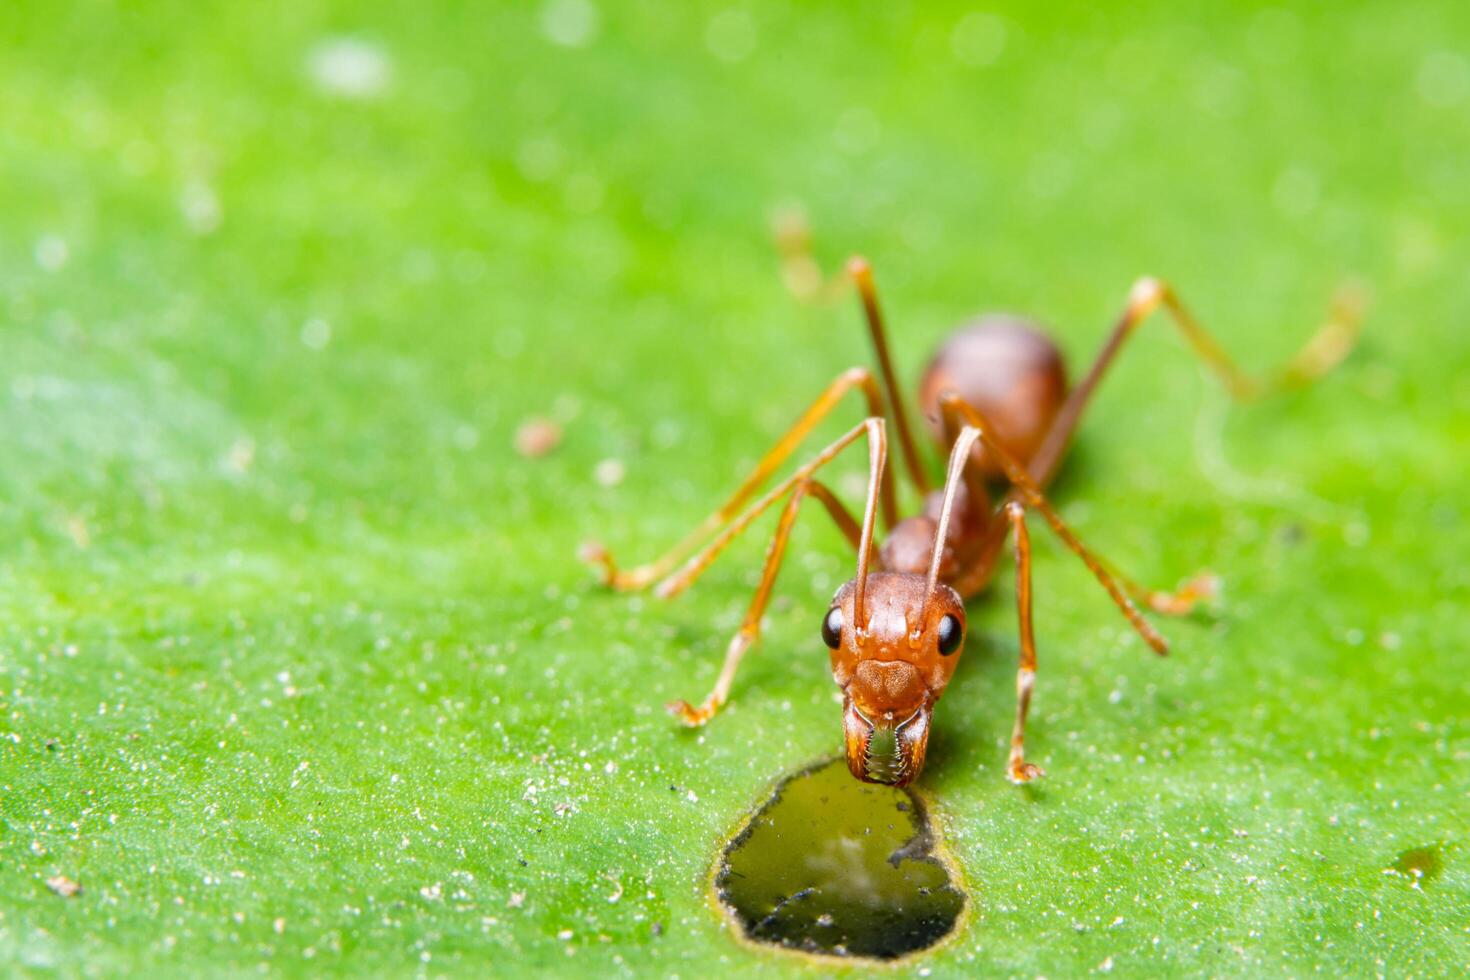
[2, 0, 1467, 975]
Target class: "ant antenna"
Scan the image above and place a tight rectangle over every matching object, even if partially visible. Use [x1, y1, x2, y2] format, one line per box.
[853, 417, 888, 628]
[921, 425, 980, 619]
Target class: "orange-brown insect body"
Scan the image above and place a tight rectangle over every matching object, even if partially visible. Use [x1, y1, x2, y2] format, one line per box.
[919, 317, 1069, 482]
[585, 251, 1361, 790]
[834, 316, 1066, 786]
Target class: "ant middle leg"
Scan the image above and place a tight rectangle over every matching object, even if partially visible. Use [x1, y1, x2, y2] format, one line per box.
[664, 420, 888, 726]
[1026, 277, 1366, 488]
[581, 367, 896, 590]
[939, 394, 1208, 618]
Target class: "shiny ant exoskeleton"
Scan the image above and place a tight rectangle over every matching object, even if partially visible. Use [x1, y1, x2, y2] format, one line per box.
[584, 256, 1361, 787]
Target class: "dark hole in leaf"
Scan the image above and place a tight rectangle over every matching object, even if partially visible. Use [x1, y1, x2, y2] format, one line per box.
[715, 759, 965, 960]
[1388, 845, 1445, 887]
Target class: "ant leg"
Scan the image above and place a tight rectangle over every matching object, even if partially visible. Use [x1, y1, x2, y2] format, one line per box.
[939, 395, 1205, 616]
[977, 503, 1219, 618]
[581, 368, 896, 590]
[1002, 498, 1173, 781]
[1019, 276, 1364, 604]
[847, 257, 933, 494]
[1004, 501, 1044, 784]
[1027, 277, 1366, 487]
[665, 422, 888, 726]
[761, 228, 930, 492]
[802, 481, 867, 551]
[1090, 553, 1220, 618]
[656, 418, 885, 600]
[770, 205, 847, 303]
[668, 479, 859, 725]
[929, 395, 1168, 656]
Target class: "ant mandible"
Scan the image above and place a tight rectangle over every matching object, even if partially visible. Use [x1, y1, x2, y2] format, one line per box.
[583, 256, 1362, 787]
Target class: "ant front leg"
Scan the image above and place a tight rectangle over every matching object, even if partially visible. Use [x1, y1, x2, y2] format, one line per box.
[1004, 501, 1043, 784]
[1000, 495, 1168, 783]
[662, 419, 888, 726]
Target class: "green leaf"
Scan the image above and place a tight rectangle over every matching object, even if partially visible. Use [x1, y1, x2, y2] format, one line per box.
[1, 2, 1465, 975]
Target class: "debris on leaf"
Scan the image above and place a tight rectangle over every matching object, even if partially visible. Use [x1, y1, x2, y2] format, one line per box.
[593, 458, 625, 486]
[514, 417, 563, 458]
[46, 875, 81, 898]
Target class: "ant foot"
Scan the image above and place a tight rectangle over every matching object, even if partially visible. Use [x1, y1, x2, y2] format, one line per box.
[770, 206, 824, 302]
[577, 540, 617, 585]
[578, 542, 659, 591]
[1147, 571, 1220, 616]
[666, 699, 716, 727]
[1008, 760, 1045, 785]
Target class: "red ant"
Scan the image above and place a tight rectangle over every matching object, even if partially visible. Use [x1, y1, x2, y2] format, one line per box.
[583, 258, 1361, 787]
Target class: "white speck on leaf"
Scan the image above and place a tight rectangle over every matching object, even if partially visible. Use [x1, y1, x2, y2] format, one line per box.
[541, 0, 599, 48]
[594, 458, 625, 487]
[307, 38, 393, 99]
[35, 235, 69, 272]
[180, 180, 222, 234]
[301, 317, 332, 350]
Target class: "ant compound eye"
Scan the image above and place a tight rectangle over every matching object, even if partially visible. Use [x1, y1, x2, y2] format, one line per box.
[936, 614, 963, 655]
[821, 607, 844, 649]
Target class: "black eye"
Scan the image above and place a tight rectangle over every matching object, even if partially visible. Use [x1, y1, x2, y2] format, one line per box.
[936, 614, 963, 655]
[821, 607, 844, 649]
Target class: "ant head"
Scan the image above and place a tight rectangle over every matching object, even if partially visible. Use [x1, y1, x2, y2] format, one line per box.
[822, 572, 967, 787]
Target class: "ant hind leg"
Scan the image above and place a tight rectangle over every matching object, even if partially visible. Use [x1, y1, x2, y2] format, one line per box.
[1026, 277, 1366, 488]
[770, 204, 847, 303]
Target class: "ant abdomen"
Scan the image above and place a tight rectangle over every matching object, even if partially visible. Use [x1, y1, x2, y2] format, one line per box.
[917, 316, 1068, 480]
